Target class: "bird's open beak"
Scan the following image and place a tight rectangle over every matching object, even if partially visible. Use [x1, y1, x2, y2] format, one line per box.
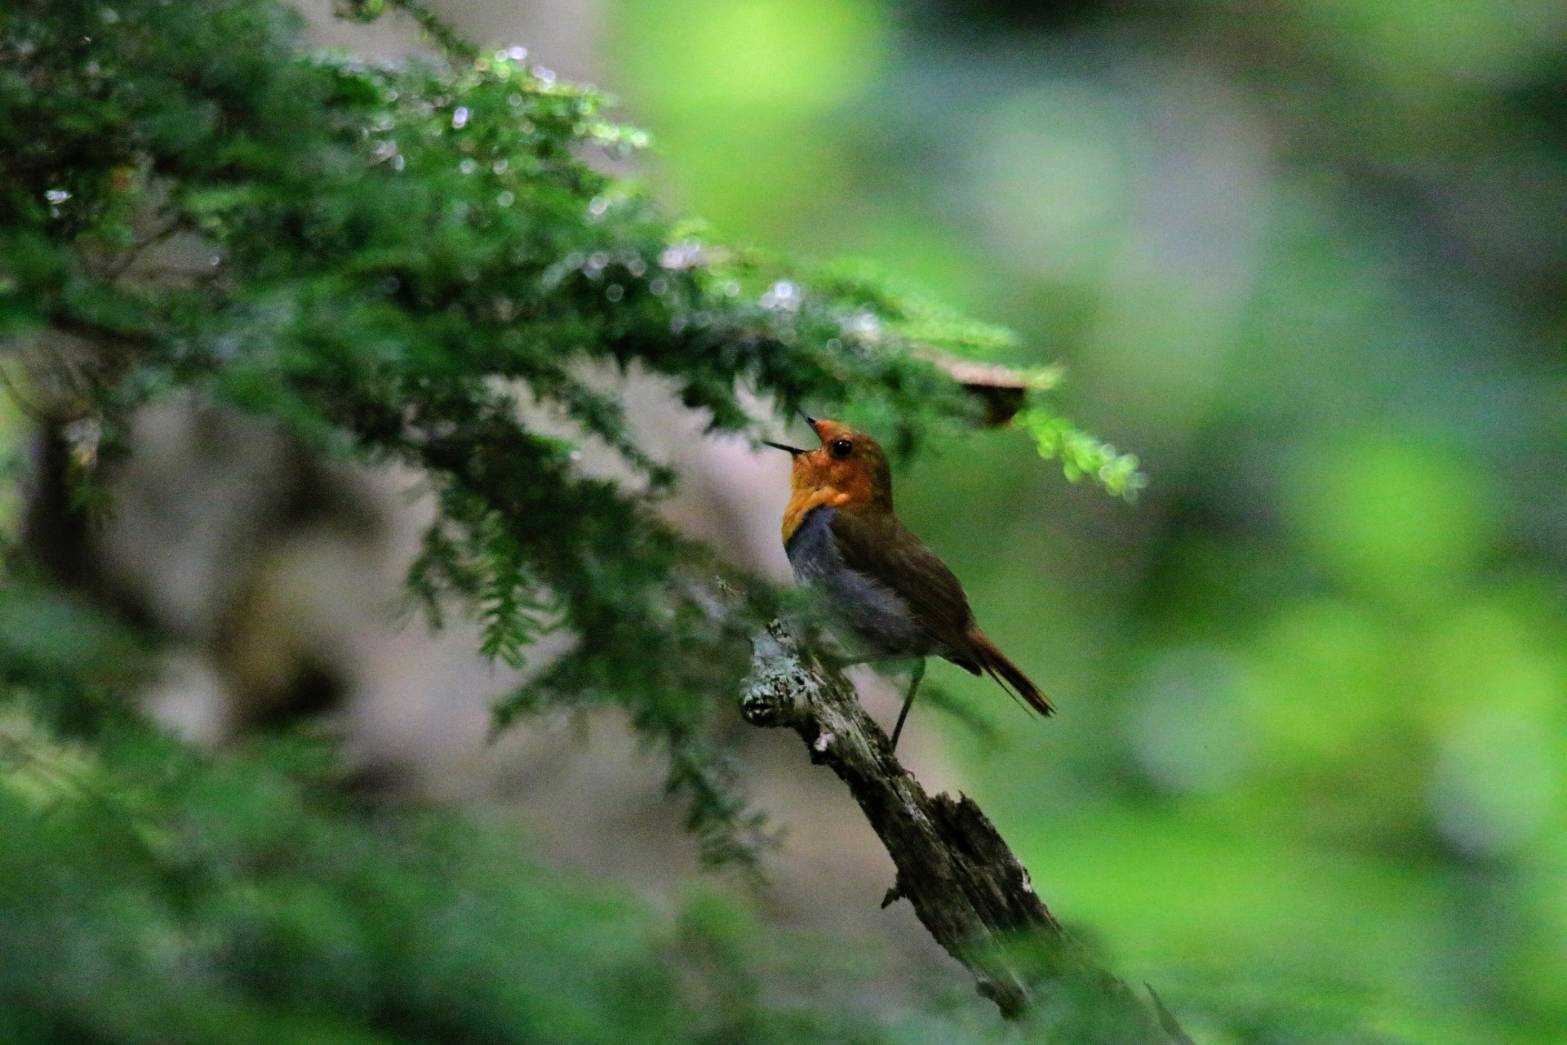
[763, 440, 806, 455]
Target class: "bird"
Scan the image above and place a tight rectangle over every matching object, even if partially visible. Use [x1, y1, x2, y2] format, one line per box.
[764, 415, 1051, 750]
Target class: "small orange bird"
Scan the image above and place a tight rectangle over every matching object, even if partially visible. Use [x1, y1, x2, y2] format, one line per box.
[765, 416, 1052, 749]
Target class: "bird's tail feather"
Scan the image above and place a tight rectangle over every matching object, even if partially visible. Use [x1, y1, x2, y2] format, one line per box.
[965, 627, 1053, 716]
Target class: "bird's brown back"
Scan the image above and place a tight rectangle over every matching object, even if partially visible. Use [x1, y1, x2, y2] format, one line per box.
[827, 508, 976, 653]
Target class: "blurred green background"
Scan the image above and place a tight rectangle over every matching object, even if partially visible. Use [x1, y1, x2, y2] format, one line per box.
[3, 0, 1564, 1040]
[592, 0, 1566, 1040]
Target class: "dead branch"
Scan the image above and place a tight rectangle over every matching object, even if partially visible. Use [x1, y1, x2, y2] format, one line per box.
[740, 620, 1190, 1039]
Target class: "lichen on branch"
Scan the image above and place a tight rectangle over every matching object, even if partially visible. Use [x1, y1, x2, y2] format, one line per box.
[742, 621, 1187, 1038]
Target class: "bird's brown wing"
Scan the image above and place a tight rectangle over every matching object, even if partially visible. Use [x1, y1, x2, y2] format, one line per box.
[827, 509, 975, 650]
[831, 509, 1052, 714]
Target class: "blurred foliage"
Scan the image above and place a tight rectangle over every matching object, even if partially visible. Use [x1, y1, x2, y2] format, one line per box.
[601, 0, 1567, 1039]
[0, 581, 892, 1042]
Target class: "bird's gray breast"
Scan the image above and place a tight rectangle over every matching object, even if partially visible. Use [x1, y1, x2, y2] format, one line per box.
[784, 506, 929, 658]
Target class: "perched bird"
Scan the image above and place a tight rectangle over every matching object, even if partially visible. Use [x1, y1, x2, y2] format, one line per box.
[765, 416, 1051, 749]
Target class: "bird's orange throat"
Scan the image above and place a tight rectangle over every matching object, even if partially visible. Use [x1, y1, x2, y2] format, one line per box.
[781, 486, 852, 544]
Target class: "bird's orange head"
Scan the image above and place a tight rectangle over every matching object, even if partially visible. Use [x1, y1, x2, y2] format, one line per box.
[766, 417, 893, 543]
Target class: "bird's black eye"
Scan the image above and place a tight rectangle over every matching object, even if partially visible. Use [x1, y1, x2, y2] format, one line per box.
[829, 438, 853, 459]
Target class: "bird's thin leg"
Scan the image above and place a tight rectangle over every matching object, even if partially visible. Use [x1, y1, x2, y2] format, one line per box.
[889, 659, 926, 752]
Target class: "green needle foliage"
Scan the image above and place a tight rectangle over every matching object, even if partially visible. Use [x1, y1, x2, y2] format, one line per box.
[0, 0, 1134, 862]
